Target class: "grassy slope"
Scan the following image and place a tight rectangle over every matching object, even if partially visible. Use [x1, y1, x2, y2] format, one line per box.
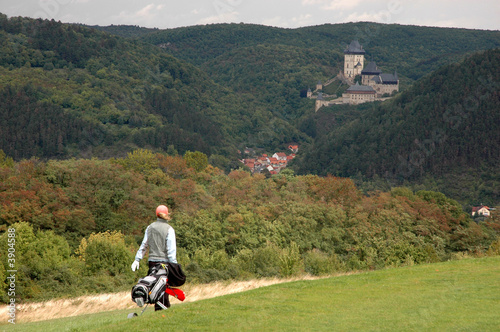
[6, 257, 500, 331]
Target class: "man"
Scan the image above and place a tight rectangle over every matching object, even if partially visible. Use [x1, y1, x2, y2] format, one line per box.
[131, 204, 177, 310]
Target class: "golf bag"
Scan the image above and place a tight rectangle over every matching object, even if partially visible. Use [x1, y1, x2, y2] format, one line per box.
[131, 264, 168, 307]
[164, 262, 186, 287]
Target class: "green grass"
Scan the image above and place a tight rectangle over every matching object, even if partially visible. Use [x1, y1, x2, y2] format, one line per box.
[4, 257, 500, 331]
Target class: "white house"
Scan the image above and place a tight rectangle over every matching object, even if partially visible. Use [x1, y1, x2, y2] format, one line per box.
[472, 205, 491, 217]
[272, 152, 287, 161]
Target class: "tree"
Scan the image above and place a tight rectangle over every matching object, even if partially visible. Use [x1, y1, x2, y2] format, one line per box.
[0, 150, 14, 168]
[75, 231, 135, 277]
[114, 149, 160, 182]
[184, 151, 208, 172]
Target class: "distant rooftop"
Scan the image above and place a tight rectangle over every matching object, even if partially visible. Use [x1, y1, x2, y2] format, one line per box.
[361, 62, 382, 75]
[372, 72, 399, 84]
[344, 40, 366, 54]
[346, 82, 375, 93]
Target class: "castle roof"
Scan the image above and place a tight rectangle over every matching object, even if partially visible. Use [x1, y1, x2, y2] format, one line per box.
[372, 72, 399, 84]
[346, 82, 375, 93]
[344, 40, 365, 54]
[361, 62, 382, 75]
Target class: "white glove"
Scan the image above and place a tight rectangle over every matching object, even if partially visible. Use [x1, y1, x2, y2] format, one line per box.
[131, 260, 140, 272]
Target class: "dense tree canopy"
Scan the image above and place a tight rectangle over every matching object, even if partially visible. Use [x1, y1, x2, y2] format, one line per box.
[1, 152, 499, 302]
[0, 14, 307, 162]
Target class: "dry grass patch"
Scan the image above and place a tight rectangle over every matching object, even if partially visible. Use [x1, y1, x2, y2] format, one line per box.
[0, 274, 333, 323]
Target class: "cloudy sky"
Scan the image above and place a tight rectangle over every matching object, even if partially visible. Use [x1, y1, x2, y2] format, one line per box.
[1, 0, 499, 31]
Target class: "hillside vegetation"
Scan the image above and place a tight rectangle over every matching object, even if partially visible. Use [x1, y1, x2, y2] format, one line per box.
[3, 16, 498, 204]
[0, 14, 306, 162]
[1, 17, 499, 169]
[1, 151, 499, 303]
[141, 22, 500, 81]
[139, 22, 500, 106]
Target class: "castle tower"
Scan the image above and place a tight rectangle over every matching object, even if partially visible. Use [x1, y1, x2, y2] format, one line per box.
[315, 92, 324, 112]
[344, 40, 365, 80]
[316, 80, 323, 91]
[307, 88, 312, 98]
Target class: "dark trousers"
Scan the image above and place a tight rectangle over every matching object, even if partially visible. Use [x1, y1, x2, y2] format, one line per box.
[148, 261, 170, 311]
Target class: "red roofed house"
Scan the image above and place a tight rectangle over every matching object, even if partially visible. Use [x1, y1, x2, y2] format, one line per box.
[258, 156, 269, 165]
[288, 145, 299, 153]
[472, 205, 491, 217]
[241, 158, 256, 172]
[267, 157, 279, 172]
[272, 152, 287, 161]
[269, 157, 279, 166]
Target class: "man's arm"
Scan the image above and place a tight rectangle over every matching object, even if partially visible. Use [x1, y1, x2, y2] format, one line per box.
[135, 226, 150, 261]
[166, 227, 177, 264]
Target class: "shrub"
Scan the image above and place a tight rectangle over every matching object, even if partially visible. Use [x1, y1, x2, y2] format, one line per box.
[303, 249, 341, 276]
[186, 248, 238, 283]
[233, 249, 256, 279]
[279, 242, 303, 277]
[191, 248, 230, 270]
[384, 242, 429, 267]
[486, 238, 500, 256]
[75, 231, 134, 277]
[254, 244, 280, 277]
[0, 263, 6, 302]
[0, 223, 80, 302]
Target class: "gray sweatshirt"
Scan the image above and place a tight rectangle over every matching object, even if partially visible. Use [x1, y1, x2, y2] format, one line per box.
[135, 218, 177, 263]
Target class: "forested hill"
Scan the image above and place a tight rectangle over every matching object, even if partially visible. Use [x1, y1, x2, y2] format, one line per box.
[139, 22, 500, 82]
[87, 24, 159, 38]
[0, 14, 306, 162]
[99, 22, 500, 144]
[293, 48, 500, 206]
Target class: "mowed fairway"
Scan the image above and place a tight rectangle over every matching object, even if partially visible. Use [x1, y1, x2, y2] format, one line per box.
[5, 257, 500, 331]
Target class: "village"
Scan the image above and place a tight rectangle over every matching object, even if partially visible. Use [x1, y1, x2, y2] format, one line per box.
[240, 144, 298, 174]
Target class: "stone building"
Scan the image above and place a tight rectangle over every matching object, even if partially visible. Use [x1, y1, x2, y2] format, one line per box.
[343, 40, 365, 80]
[361, 62, 399, 97]
[361, 61, 382, 85]
[342, 82, 376, 104]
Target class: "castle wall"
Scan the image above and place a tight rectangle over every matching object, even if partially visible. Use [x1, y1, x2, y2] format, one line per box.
[344, 54, 364, 78]
[362, 73, 399, 97]
[373, 83, 399, 97]
[315, 99, 330, 111]
[342, 92, 375, 104]
[362, 74, 375, 85]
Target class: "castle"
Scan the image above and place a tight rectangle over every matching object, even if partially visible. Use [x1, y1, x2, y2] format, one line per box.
[311, 40, 399, 110]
